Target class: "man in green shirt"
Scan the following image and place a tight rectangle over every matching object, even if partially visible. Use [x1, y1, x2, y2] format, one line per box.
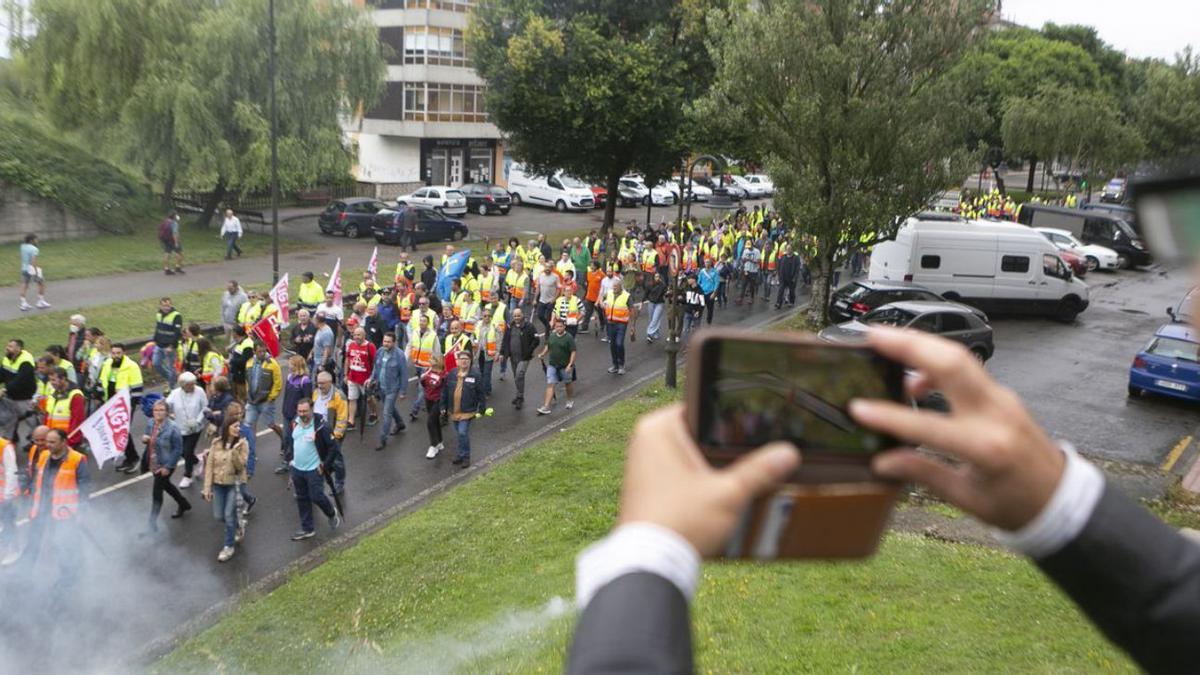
[571, 237, 591, 298]
[536, 318, 577, 416]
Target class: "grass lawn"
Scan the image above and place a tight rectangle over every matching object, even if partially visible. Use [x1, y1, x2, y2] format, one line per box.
[156, 385, 1132, 673]
[0, 229, 312, 288]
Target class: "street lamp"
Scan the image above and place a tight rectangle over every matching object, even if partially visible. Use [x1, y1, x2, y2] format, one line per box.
[268, 0, 280, 284]
[664, 154, 729, 389]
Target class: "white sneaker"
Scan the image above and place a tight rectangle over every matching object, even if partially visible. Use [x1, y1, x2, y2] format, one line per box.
[565, 400, 574, 410]
[18, 301, 30, 311]
[178, 476, 193, 489]
[426, 445, 439, 459]
[536, 406, 552, 415]
[0, 548, 20, 566]
[35, 299, 51, 309]
[235, 526, 245, 543]
[437, 442, 444, 451]
[217, 546, 235, 562]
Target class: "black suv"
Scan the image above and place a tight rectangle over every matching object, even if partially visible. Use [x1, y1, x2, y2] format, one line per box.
[828, 280, 944, 323]
[318, 198, 390, 239]
[460, 183, 512, 216]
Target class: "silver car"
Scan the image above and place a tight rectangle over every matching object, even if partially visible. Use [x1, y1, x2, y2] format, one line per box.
[818, 300, 995, 361]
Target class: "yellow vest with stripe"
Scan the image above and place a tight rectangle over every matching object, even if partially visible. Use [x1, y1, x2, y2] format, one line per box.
[604, 290, 631, 323]
[410, 330, 437, 368]
[97, 356, 143, 399]
[45, 388, 83, 434]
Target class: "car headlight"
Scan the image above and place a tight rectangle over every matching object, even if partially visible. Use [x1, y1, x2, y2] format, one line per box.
[1132, 241, 1145, 250]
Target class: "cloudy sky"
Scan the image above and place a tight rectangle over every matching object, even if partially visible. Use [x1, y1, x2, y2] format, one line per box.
[1001, 0, 1197, 62]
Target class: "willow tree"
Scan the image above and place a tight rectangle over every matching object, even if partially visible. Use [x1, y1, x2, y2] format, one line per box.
[23, 0, 386, 223]
[703, 0, 988, 326]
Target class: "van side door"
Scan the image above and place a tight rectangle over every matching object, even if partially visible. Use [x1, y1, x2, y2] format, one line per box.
[995, 252, 1037, 312]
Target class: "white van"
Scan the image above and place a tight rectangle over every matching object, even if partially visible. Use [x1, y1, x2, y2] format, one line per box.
[869, 217, 1090, 321]
[507, 165, 595, 212]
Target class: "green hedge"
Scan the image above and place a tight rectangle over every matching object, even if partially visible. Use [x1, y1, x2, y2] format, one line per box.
[0, 110, 159, 234]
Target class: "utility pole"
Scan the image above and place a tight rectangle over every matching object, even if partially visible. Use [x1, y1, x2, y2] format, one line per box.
[268, 0, 280, 284]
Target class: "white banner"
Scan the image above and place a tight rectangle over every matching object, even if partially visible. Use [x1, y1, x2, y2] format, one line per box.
[270, 273, 290, 327]
[79, 389, 131, 470]
[367, 246, 379, 281]
[326, 257, 342, 305]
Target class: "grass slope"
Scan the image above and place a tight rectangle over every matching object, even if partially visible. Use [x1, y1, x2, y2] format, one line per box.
[157, 385, 1131, 673]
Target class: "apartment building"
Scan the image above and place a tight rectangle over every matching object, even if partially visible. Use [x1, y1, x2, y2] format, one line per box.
[352, 0, 505, 196]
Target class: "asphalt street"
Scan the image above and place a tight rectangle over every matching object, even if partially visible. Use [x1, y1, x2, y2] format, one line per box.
[0, 275, 798, 674]
[986, 263, 1197, 468]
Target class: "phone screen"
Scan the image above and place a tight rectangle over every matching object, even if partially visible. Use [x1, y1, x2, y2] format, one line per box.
[696, 338, 904, 455]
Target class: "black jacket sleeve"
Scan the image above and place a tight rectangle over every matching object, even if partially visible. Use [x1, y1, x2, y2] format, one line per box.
[1036, 483, 1200, 673]
[567, 572, 693, 674]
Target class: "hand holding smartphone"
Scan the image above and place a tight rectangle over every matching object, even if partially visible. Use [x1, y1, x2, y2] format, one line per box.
[687, 329, 905, 559]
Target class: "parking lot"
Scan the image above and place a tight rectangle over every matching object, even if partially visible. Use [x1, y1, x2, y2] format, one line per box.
[986, 263, 1197, 469]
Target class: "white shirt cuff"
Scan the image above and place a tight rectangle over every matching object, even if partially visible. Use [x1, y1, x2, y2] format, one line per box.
[992, 443, 1105, 559]
[575, 522, 700, 611]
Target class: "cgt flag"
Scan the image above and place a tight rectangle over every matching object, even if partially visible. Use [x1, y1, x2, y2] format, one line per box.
[78, 389, 131, 470]
[435, 250, 471, 302]
[326, 257, 342, 306]
[252, 317, 282, 358]
[367, 246, 379, 281]
[270, 273, 290, 327]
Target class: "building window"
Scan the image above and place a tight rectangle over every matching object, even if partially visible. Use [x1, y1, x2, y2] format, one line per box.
[468, 147, 493, 183]
[403, 83, 488, 123]
[402, 26, 469, 66]
[400, 0, 473, 12]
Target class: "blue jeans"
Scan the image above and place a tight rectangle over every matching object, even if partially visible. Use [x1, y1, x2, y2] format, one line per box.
[479, 358, 494, 396]
[453, 419, 472, 460]
[646, 302, 664, 339]
[224, 233, 242, 258]
[378, 391, 405, 443]
[290, 466, 335, 533]
[607, 323, 627, 368]
[211, 483, 239, 547]
[683, 312, 701, 342]
[152, 345, 177, 388]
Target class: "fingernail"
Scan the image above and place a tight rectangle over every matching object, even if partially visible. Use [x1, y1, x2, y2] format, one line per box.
[764, 443, 801, 472]
[848, 399, 874, 418]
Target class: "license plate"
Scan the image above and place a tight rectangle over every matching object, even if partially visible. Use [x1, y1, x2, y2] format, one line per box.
[1155, 379, 1188, 392]
[835, 301, 849, 309]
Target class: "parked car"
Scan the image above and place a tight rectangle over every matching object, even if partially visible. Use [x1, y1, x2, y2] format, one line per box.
[685, 182, 713, 202]
[1016, 203, 1151, 268]
[696, 175, 746, 201]
[1055, 247, 1089, 278]
[818, 300, 994, 361]
[828, 280, 946, 323]
[396, 185, 468, 216]
[459, 183, 512, 216]
[318, 198, 391, 239]
[371, 206, 469, 245]
[1128, 323, 1200, 401]
[1101, 177, 1127, 203]
[1081, 202, 1138, 232]
[1034, 227, 1120, 272]
[621, 176, 676, 206]
[507, 166, 595, 211]
[869, 216, 1091, 322]
[729, 175, 767, 199]
[1167, 287, 1198, 324]
[588, 184, 608, 209]
[742, 174, 775, 196]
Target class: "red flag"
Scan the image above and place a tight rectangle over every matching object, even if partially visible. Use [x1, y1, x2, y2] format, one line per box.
[367, 246, 379, 281]
[270, 273, 290, 326]
[252, 317, 281, 358]
[326, 257, 342, 305]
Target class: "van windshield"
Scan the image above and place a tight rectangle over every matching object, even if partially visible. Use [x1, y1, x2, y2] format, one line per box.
[1115, 220, 1137, 238]
[560, 176, 588, 189]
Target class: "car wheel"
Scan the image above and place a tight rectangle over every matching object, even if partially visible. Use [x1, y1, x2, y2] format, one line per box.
[1127, 384, 1142, 398]
[642, 195, 650, 207]
[1117, 254, 1130, 270]
[1085, 256, 1099, 271]
[477, 203, 489, 216]
[1056, 297, 1081, 323]
[970, 347, 988, 363]
[344, 224, 359, 239]
[451, 230, 463, 241]
[510, 193, 522, 206]
[555, 200, 567, 212]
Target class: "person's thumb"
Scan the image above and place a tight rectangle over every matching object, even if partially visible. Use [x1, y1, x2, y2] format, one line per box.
[720, 442, 801, 502]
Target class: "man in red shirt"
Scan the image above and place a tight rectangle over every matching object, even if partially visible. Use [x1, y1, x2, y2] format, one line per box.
[344, 326, 378, 428]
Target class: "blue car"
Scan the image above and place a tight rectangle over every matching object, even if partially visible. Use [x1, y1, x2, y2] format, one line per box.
[1128, 323, 1200, 402]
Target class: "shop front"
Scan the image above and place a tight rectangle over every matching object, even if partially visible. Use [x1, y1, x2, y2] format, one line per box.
[419, 138, 500, 187]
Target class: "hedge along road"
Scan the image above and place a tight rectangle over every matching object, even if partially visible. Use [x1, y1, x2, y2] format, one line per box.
[0, 280, 802, 674]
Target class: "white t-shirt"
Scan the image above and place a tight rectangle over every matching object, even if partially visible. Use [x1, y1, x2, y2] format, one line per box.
[220, 216, 244, 237]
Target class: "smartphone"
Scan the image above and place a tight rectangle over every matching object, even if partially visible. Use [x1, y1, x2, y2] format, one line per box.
[687, 329, 906, 559]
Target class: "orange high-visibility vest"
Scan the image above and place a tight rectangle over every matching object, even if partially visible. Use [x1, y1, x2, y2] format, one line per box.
[45, 389, 83, 434]
[410, 331, 436, 369]
[682, 249, 698, 272]
[480, 274, 498, 304]
[399, 293, 413, 323]
[506, 271, 528, 300]
[604, 291, 631, 324]
[460, 303, 480, 333]
[641, 250, 657, 274]
[480, 323, 500, 359]
[30, 449, 84, 520]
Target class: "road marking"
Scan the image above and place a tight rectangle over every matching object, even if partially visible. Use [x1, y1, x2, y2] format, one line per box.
[1162, 435, 1193, 473]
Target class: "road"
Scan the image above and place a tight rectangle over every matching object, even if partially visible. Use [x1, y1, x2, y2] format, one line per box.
[0, 278, 796, 674]
[986, 262, 1197, 473]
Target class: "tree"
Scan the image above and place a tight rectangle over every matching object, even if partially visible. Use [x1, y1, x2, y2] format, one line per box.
[704, 0, 989, 327]
[468, 0, 723, 235]
[1128, 52, 1200, 161]
[22, 0, 385, 224]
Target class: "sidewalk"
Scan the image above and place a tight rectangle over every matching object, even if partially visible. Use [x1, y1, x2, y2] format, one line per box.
[0, 213, 360, 323]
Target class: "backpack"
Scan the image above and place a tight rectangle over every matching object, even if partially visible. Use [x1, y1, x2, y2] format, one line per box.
[158, 218, 175, 244]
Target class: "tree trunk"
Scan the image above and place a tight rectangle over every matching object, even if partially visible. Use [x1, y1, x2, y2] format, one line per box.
[600, 170, 620, 239]
[994, 170, 1007, 196]
[1025, 156, 1036, 194]
[198, 176, 227, 229]
[161, 170, 176, 211]
[805, 252, 835, 328]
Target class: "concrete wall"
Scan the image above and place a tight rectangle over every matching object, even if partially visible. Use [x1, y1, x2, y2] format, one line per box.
[0, 182, 101, 243]
[356, 133, 423, 185]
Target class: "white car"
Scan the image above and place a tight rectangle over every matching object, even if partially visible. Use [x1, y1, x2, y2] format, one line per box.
[619, 176, 676, 206]
[1034, 227, 1120, 272]
[742, 174, 775, 196]
[397, 185, 468, 216]
[685, 182, 712, 202]
[729, 175, 768, 199]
